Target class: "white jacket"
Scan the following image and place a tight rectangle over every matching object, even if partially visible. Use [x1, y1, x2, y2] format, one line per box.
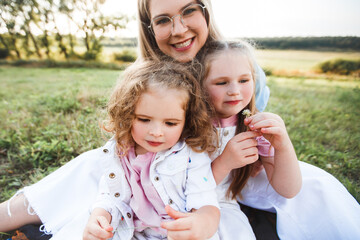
[93, 140, 219, 239]
[20, 139, 219, 239]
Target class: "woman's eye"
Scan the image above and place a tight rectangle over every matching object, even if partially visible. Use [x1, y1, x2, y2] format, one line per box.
[182, 7, 197, 16]
[154, 17, 171, 25]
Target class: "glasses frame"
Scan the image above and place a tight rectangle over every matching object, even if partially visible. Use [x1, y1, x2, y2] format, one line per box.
[148, 3, 206, 40]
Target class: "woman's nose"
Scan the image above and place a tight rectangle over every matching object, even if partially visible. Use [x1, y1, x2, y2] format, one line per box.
[171, 15, 188, 36]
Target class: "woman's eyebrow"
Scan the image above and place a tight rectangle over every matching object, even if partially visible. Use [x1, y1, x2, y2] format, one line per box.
[152, 1, 197, 18]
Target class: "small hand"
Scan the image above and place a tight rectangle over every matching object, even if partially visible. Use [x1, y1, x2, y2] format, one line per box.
[83, 210, 113, 240]
[161, 205, 218, 240]
[221, 131, 261, 171]
[245, 112, 290, 150]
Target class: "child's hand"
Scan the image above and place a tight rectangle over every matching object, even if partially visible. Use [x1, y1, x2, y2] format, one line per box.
[221, 131, 260, 171]
[245, 112, 291, 150]
[83, 208, 113, 240]
[161, 205, 220, 240]
[211, 131, 260, 184]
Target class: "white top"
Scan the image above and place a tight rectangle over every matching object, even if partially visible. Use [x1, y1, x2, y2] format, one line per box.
[216, 125, 360, 240]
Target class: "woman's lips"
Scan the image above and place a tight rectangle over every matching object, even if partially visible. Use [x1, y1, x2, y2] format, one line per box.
[172, 38, 194, 51]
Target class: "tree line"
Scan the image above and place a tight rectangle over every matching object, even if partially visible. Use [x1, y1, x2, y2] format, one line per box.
[247, 37, 360, 51]
[0, 0, 128, 60]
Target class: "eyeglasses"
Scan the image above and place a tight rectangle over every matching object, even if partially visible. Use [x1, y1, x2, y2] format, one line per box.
[148, 3, 206, 40]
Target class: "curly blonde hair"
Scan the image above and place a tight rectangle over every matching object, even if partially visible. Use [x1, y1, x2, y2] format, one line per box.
[105, 59, 216, 155]
[199, 40, 258, 200]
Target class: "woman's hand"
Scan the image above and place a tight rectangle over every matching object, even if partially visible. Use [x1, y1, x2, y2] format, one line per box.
[161, 205, 220, 240]
[83, 208, 113, 240]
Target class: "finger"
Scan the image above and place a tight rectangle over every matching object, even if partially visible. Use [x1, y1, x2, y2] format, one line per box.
[261, 126, 284, 136]
[167, 229, 193, 240]
[233, 131, 261, 142]
[98, 216, 113, 232]
[241, 139, 260, 150]
[250, 119, 281, 131]
[164, 205, 189, 220]
[161, 217, 192, 231]
[250, 113, 283, 125]
[243, 154, 260, 165]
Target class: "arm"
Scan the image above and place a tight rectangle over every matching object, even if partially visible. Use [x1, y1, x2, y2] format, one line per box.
[211, 131, 261, 184]
[83, 207, 113, 240]
[245, 112, 302, 198]
[161, 205, 220, 240]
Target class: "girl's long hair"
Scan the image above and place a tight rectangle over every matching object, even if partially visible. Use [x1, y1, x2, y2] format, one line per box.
[137, 0, 223, 61]
[199, 40, 258, 199]
[104, 58, 217, 156]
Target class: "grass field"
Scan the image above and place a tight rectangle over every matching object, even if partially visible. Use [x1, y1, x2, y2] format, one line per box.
[0, 65, 359, 204]
[256, 49, 360, 72]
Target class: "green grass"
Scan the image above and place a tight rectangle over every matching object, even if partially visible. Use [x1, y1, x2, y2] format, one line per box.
[0, 66, 359, 206]
[266, 77, 360, 201]
[256, 49, 360, 72]
[0, 67, 120, 201]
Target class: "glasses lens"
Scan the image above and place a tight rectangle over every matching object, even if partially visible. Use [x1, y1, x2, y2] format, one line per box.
[181, 4, 205, 27]
[151, 16, 172, 39]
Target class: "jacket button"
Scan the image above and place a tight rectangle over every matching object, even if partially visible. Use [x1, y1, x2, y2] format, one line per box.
[109, 173, 116, 179]
[224, 130, 229, 136]
[168, 199, 173, 204]
[154, 176, 159, 181]
[127, 212, 132, 218]
[114, 192, 120, 197]
[156, 156, 160, 160]
[103, 148, 109, 153]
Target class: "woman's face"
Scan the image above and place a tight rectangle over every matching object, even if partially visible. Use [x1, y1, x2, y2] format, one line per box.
[149, 0, 209, 63]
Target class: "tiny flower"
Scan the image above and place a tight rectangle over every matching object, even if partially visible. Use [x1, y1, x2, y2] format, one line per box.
[242, 109, 251, 118]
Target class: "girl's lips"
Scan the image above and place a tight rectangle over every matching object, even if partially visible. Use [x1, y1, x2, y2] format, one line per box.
[147, 141, 163, 147]
[225, 100, 240, 105]
[172, 38, 194, 51]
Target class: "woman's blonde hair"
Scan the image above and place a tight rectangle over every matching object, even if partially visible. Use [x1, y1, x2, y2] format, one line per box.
[137, 0, 223, 61]
[199, 40, 258, 199]
[105, 59, 216, 155]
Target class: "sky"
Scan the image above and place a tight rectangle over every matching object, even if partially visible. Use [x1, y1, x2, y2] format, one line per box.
[100, 0, 360, 38]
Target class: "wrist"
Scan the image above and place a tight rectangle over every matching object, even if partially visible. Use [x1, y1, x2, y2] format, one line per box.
[213, 154, 232, 175]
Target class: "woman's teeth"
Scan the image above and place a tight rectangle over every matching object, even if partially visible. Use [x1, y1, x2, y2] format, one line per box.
[174, 39, 192, 48]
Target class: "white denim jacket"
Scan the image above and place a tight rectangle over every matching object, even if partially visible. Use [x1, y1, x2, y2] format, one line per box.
[93, 139, 219, 240]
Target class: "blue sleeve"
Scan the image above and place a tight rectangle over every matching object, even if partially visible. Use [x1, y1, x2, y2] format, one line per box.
[255, 64, 270, 112]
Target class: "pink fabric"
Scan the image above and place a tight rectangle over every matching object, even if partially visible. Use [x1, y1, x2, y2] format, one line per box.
[120, 148, 166, 234]
[213, 115, 238, 128]
[256, 136, 274, 157]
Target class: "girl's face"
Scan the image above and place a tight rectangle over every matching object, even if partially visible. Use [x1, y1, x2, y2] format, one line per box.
[203, 50, 254, 119]
[149, 0, 209, 63]
[131, 87, 187, 155]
